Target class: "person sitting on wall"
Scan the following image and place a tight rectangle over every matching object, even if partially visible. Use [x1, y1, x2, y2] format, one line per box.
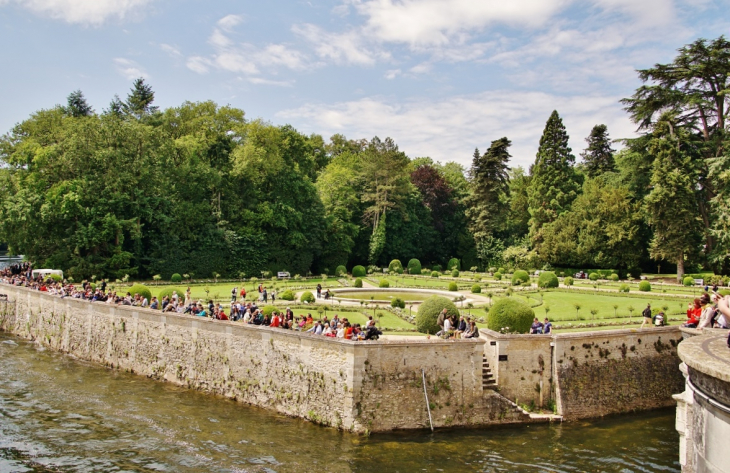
[464, 320, 479, 338]
[455, 315, 467, 338]
[653, 312, 665, 326]
[697, 294, 716, 330]
[684, 299, 702, 328]
[543, 318, 552, 334]
[437, 315, 453, 338]
[712, 293, 730, 330]
[530, 318, 543, 334]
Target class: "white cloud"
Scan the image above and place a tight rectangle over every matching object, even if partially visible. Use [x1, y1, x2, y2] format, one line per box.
[160, 43, 181, 57]
[113, 58, 148, 80]
[186, 56, 211, 74]
[248, 77, 294, 87]
[277, 91, 636, 168]
[292, 23, 380, 65]
[593, 0, 675, 25]
[384, 69, 401, 79]
[3, 0, 153, 25]
[217, 14, 243, 31]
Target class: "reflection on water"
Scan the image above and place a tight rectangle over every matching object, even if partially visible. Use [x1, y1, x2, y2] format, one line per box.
[0, 333, 680, 473]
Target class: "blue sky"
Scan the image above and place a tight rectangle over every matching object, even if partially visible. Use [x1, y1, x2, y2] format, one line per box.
[1, 0, 728, 168]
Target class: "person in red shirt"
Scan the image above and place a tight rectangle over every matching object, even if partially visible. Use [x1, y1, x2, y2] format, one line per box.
[270, 312, 280, 328]
[684, 298, 702, 327]
[218, 310, 229, 321]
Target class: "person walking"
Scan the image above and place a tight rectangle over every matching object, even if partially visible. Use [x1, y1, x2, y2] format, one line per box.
[640, 304, 652, 328]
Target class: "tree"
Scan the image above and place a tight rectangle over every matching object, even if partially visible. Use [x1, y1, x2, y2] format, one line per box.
[410, 164, 456, 233]
[528, 111, 581, 247]
[65, 90, 93, 117]
[581, 124, 615, 177]
[124, 78, 158, 118]
[644, 115, 702, 282]
[465, 138, 511, 240]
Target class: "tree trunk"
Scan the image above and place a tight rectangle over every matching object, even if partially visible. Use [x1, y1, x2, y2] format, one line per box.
[677, 252, 685, 284]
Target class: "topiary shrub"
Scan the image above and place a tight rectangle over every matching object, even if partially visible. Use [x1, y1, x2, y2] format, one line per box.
[335, 265, 348, 277]
[487, 298, 534, 334]
[407, 258, 422, 275]
[564, 276, 574, 287]
[262, 305, 278, 317]
[537, 271, 558, 289]
[379, 279, 390, 288]
[416, 296, 459, 334]
[683, 276, 695, 287]
[157, 287, 185, 302]
[494, 272, 503, 281]
[448, 282, 458, 291]
[432, 264, 442, 272]
[127, 284, 152, 302]
[354, 278, 363, 288]
[511, 270, 530, 286]
[49, 274, 63, 282]
[589, 272, 599, 281]
[498, 267, 505, 274]
[639, 281, 651, 292]
[421, 269, 431, 275]
[391, 297, 406, 309]
[388, 259, 403, 273]
[451, 269, 460, 278]
[431, 271, 440, 278]
[280, 289, 296, 301]
[610, 273, 619, 282]
[170, 273, 182, 283]
[352, 265, 367, 278]
[300, 291, 315, 303]
[619, 284, 630, 293]
[471, 284, 482, 294]
[447, 258, 460, 271]
[629, 268, 642, 279]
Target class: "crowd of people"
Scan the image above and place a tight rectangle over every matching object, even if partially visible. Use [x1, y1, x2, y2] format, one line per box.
[435, 309, 480, 339]
[682, 292, 730, 330]
[0, 263, 383, 341]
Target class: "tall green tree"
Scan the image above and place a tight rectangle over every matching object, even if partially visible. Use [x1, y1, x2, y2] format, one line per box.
[581, 124, 615, 177]
[124, 78, 158, 118]
[65, 90, 93, 117]
[528, 110, 581, 248]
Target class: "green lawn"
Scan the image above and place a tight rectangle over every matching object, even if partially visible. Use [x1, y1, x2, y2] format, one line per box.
[290, 309, 415, 330]
[335, 291, 429, 302]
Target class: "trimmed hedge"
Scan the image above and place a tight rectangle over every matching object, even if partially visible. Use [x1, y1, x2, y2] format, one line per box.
[300, 291, 315, 303]
[511, 270, 530, 286]
[471, 284, 482, 293]
[447, 258, 460, 271]
[448, 282, 458, 291]
[487, 298, 534, 334]
[639, 281, 652, 292]
[388, 259, 403, 273]
[354, 278, 363, 288]
[335, 265, 348, 277]
[498, 267, 505, 274]
[683, 276, 695, 287]
[352, 265, 367, 277]
[407, 258, 422, 275]
[280, 289, 296, 301]
[379, 279, 390, 288]
[416, 296, 459, 335]
[157, 287, 185, 301]
[127, 284, 152, 303]
[431, 271, 440, 278]
[451, 269, 460, 277]
[537, 271, 559, 288]
[619, 284, 630, 293]
[432, 264, 442, 272]
[49, 274, 63, 282]
[391, 297, 406, 309]
[564, 276, 574, 286]
[589, 272, 599, 281]
[262, 305, 277, 317]
[609, 273, 619, 282]
[494, 272, 502, 281]
[421, 269, 431, 275]
[170, 273, 182, 283]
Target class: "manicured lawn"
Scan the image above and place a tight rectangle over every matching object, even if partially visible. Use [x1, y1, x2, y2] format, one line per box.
[335, 291, 429, 302]
[290, 309, 415, 330]
[367, 276, 473, 289]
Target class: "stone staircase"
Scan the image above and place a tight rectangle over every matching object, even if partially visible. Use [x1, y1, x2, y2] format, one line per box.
[482, 355, 497, 390]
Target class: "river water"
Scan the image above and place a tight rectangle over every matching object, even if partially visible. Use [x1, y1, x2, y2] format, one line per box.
[0, 333, 680, 473]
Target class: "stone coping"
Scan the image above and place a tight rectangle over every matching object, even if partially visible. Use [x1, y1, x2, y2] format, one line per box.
[1, 283, 481, 349]
[481, 325, 681, 341]
[678, 330, 730, 383]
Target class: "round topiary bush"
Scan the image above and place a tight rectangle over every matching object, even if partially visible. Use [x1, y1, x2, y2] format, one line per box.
[487, 298, 535, 334]
[170, 273, 182, 283]
[471, 284, 482, 294]
[416, 296, 459, 334]
[448, 282, 458, 291]
[610, 273, 619, 281]
[494, 272, 503, 281]
[431, 271, 440, 278]
[300, 291, 315, 303]
[564, 276, 574, 286]
[391, 297, 406, 309]
[407, 258, 422, 275]
[353, 278, 363, 288]
[683, 276, 694, 287]
[280, 289, 296, 301]
[619, 284, 630, 293]
[379, 279, 390, 288]
[335, 265, 348, 277]
[452, 269, 460, 278]
[262, 305, 278, 317]
[589, 272, 599, 281]
[639, 281, 652, 292]
[388, 259, 403, 273]
[49, 274, 63, 283]
[352, 265, 367, 278]
[511, 270, 530, 286]
[447, 258, 460, 271]
[127, 284, 152, 303]
[498, 267, 505, 274]
[157, 287, 185, 301]
[537, 271, 559, 289]
[421, 269, 431, 275]
[432, 264, 443, 272]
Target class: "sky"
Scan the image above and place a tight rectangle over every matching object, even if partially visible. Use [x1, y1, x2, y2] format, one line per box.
[0, 0, 728, 169]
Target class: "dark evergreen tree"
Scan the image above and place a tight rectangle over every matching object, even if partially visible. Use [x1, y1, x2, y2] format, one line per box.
[124, 78, 158, 118]
[105, 94, 124, 117]
[528, 110, 581, 246]
[65, 90, 93, 117]
[581, 124, 615, 177]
